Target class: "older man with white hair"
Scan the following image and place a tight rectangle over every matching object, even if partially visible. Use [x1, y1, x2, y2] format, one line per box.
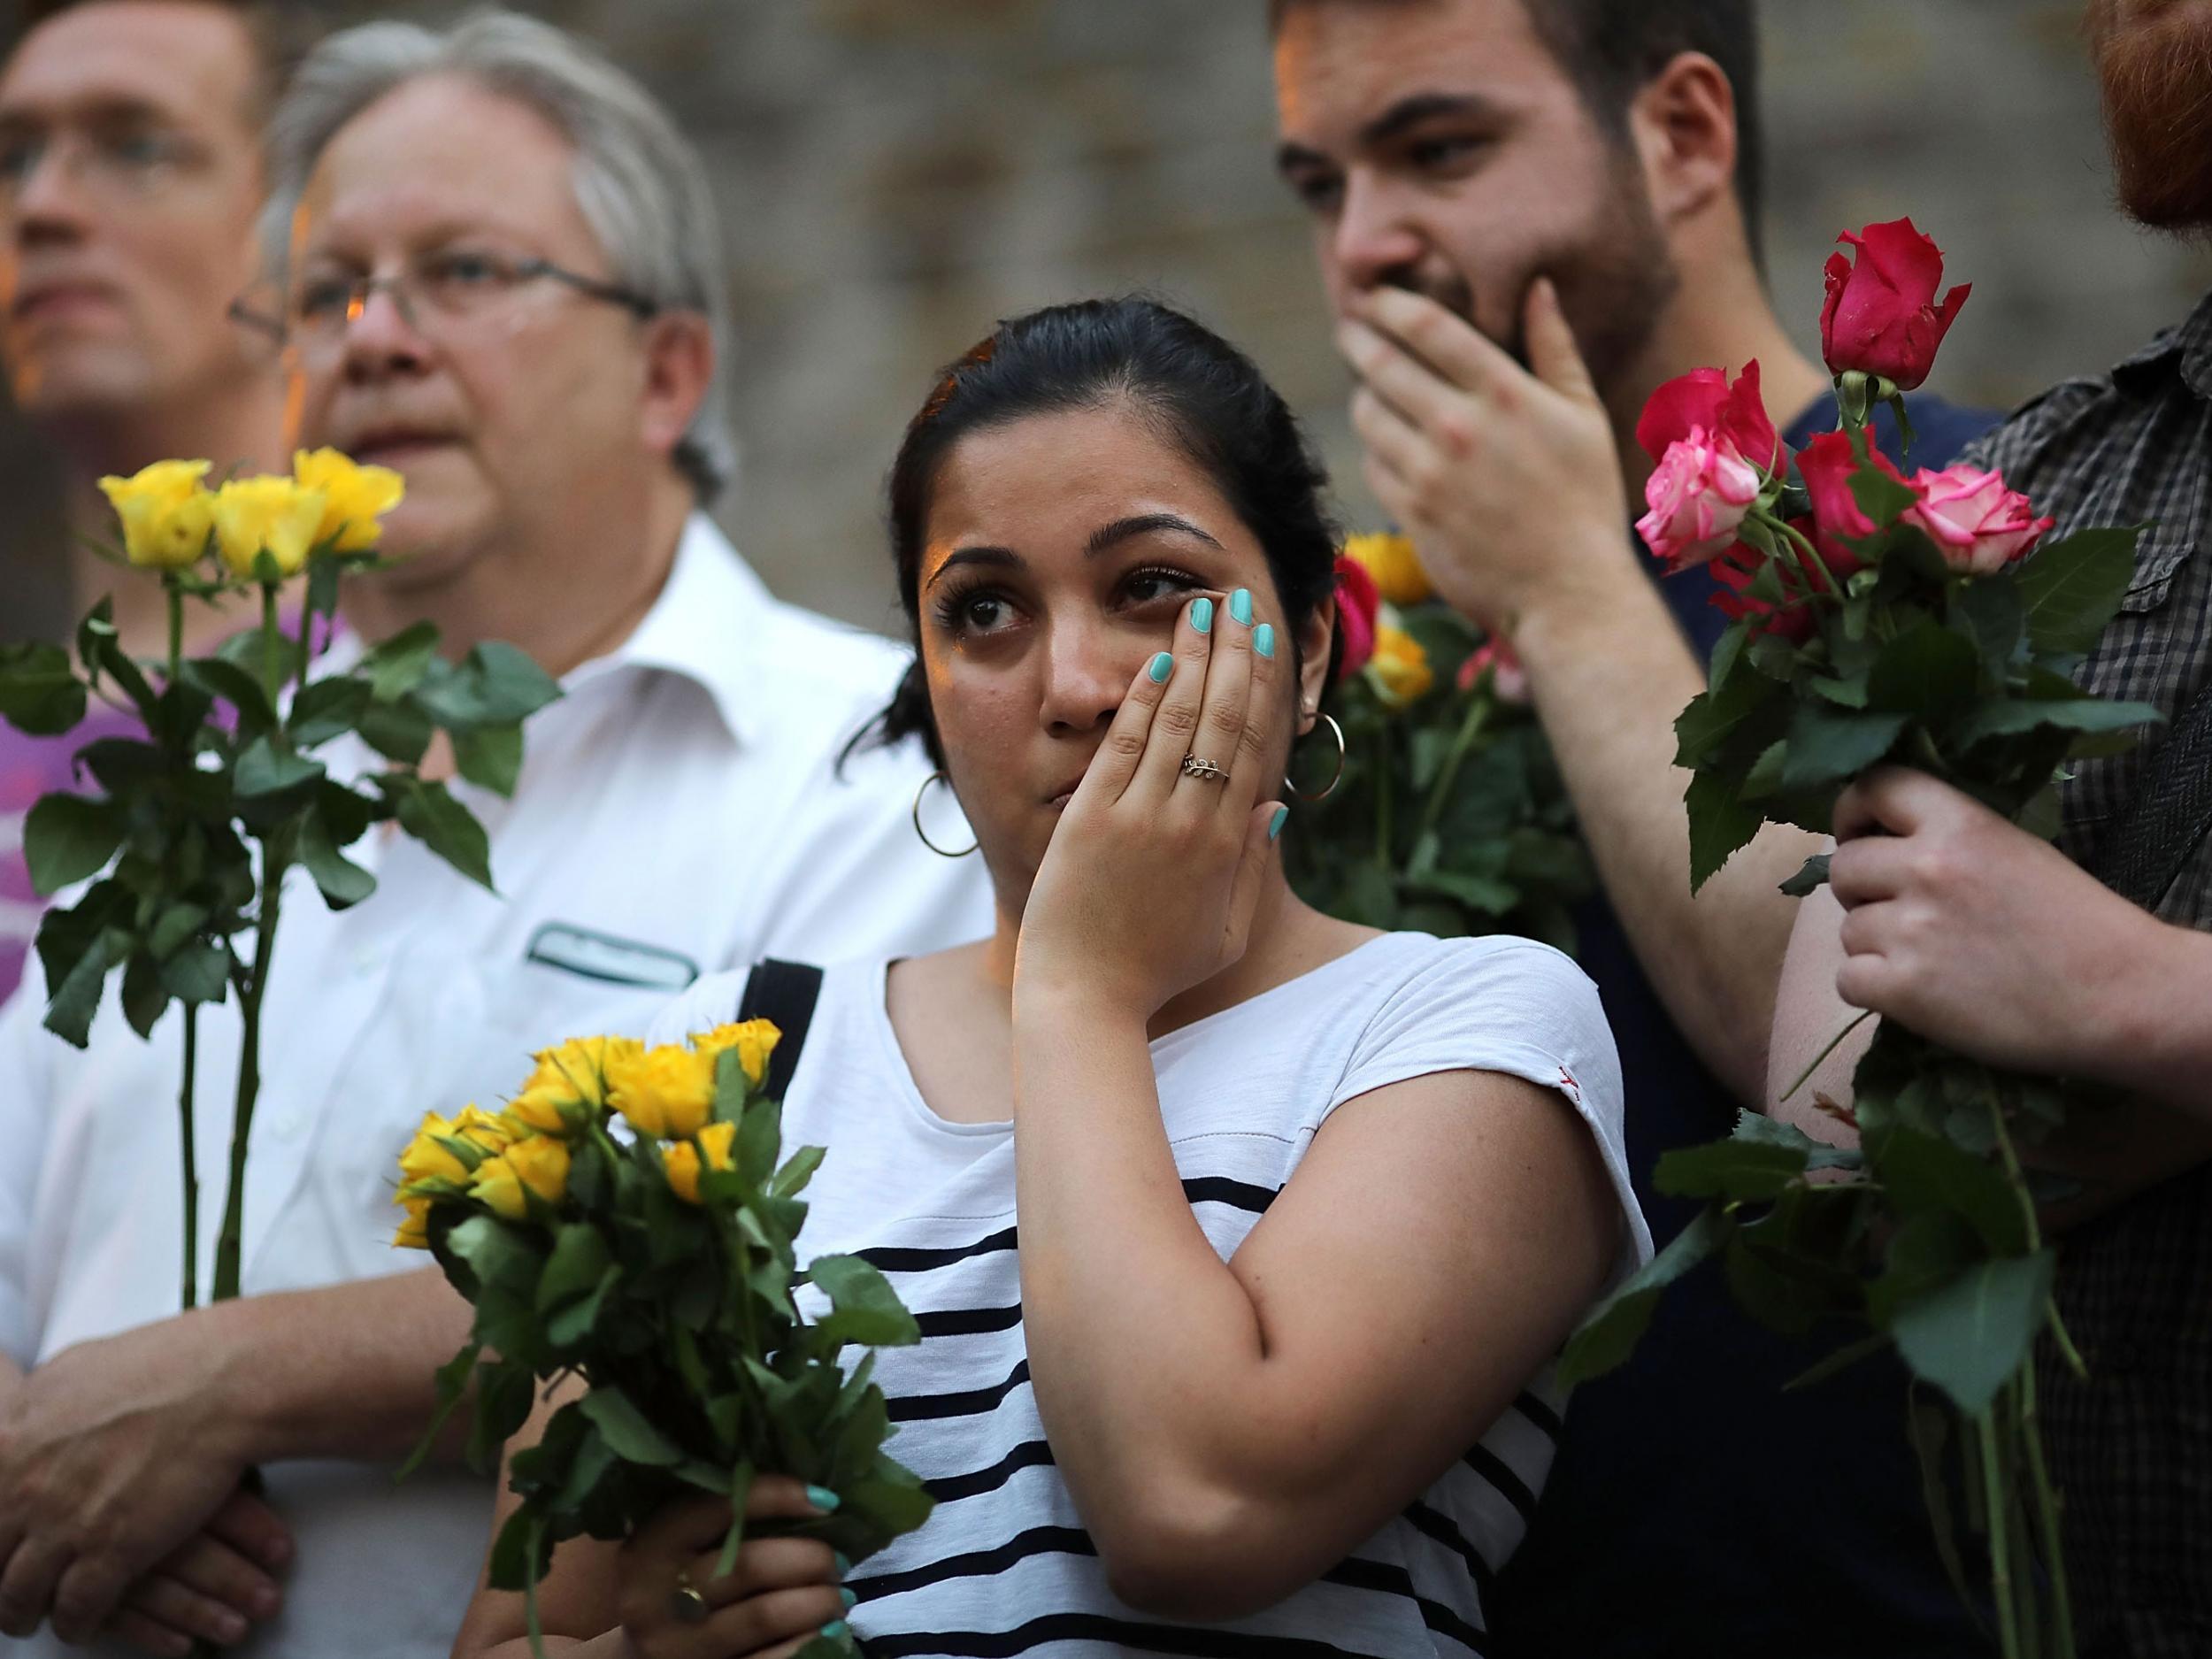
[0, 13, 991, 1658]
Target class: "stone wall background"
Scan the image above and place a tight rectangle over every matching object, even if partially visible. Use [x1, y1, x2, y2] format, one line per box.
[4, 0, 2208, 634]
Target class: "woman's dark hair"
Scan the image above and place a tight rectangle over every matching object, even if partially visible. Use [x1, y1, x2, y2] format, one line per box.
[867, 296, 1341, 768]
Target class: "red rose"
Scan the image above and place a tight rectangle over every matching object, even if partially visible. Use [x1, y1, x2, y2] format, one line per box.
[1902, 465, 2055, 575]
[1793, 430, 1900, 565]
[1333, 553, 1379, 680]
[1818, 219, 1970, 391]
[1711, 519, 1845, 644]
[1635, 360, 1778, 473]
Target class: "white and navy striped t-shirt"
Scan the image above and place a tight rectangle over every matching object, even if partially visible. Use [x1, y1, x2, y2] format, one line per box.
[650, 932, 1649, 1658]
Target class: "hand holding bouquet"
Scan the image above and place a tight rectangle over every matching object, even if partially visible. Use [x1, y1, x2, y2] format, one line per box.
[1563, 219, 2160, 1659]
[398, 1022, 930, 1659]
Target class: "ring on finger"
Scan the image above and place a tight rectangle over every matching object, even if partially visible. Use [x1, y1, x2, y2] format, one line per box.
[668, 1570, 711, 1626]
[1180, 755, 1229, 783]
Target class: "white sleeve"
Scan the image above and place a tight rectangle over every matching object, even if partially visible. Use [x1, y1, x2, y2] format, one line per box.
[0, 964, 57, 1364]
[1331, 936, 1652, 1279]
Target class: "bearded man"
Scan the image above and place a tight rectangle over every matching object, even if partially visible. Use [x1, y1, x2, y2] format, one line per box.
[1772, 2, 2212, 1651]
[1271, 4, 1993, 1653]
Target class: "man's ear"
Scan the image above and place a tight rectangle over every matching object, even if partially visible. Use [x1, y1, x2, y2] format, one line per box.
[1627, 50, 1738, 230]
[639, 310, 715, 465]
[1294, 597, 1336, 736]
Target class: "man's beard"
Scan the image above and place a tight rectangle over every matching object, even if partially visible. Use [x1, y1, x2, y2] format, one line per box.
[1380, 153, 1677, 397]
[2092, 0, 2212, 230]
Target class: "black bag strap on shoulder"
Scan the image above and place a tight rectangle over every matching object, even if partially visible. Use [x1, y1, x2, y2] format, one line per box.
[2093, 670, 2212, 912]
[734, 958, 826, 1102]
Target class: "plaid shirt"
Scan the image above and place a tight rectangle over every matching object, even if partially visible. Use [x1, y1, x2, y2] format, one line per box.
[1969, 288, 2212, 1657]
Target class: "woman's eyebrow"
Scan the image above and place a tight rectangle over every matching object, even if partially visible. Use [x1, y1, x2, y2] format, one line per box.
[1087, 513, 1223, 557]
[925, 545, 1020, 591]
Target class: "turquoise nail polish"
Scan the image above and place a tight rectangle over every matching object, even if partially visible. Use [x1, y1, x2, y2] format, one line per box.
[820, 1621, 850, 1642]
[1148, 651, 1174, 684]
[806, 1485, 841, 1513]
[1254, 623, 1276, 659]
[841, 1587, 859, 1609]
[1229, 588, 1254, 626]
[833, 1552, 851, 1578]
[1191, 596, 1214, 634]
[1270, 806, 1288, 841]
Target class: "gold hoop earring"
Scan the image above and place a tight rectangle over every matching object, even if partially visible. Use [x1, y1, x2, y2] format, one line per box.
[1286, 712, 1347, 803]
[912, 770, 979, 858]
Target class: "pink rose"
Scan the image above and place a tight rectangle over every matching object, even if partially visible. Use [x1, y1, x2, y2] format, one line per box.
[1901, 465, 2055, 575]
[1333, 553, 1379, 680]
[1456, 636, 1529, 704]
[1636, 360, 1778, 473]
[1819, 219, 1970, 391]
[1637, 430, 1762, 572]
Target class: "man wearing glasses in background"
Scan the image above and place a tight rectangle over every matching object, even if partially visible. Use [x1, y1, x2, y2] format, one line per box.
[0, 12, 991, 1657]
[0, 0, 309, 1006]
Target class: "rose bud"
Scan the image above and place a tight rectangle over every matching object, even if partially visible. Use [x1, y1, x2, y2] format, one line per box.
[1333, 552, 1380, 680]
[1819, 219, 1970, 392]
[1457, 636, 1530, 704]
[1793, 431, 1898, 572]
[1901, 465, 2055, 575]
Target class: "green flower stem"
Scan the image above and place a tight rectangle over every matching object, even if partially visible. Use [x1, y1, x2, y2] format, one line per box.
[2019, 1362, 2077, 1659]
[1414, 691, 1493, 850]
[165, 581, 184, 683]
[210, 839, 287, 1302]
[1373, 725, 1394, 872]
[1978, 1404, 2023, 1659]
[1772, 516, 1844, 610]
[2046, 1297, 2089, 1381]
[259, 584, 281, 712]
[179, 1005, 199, 1310]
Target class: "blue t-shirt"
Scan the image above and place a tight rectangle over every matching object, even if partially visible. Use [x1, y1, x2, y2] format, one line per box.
[1487, 393, 1999, 1658]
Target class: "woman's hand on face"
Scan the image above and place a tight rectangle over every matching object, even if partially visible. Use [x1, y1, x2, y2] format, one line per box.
[1014, 588, 1287, 1021]
[614, 1479, 849, 1659]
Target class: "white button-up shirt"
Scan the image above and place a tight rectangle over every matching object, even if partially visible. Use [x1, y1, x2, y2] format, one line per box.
[0, 516, 994, 1658]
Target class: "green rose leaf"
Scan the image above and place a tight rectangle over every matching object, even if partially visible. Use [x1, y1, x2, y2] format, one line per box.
[234, 736, 325, 800]
[24, 794, 127, 896]
[1778, 854, 1832, 897]
[1778, 707, 1907, 795]
[2016, 526, 2141, 657]
[1685, 767, 1764, 894]
[810, 1254, 921, 1350]
[1866, 620, 1978, 719]
[179, 657, 276, 735]
[1947, 574, 2024, 675]
[537, 1224, 612, 1315]
[578, 1386, 686, 1468]
[160, 941, 232, 1007]
[1953, 696, 2162, 750]
[1557, 1208, 1732, 1386]
[1892, 1249, 2055, 1415]
[288, 676, 372, 747]
[120, 952, 168, 1039]
[360, 620, 443, 703]
[388, 776, 495, 891]
[1867, 1124, 2032, 1256]
[452, 723, 526, 797]
[1655, 1136, 1807, 1202]
[0, 641, 88, 735]
[357, 696, 434, 765]
[298, 804, 378, 910]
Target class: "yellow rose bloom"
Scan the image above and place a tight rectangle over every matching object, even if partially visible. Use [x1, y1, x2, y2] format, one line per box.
[294, 447, 405, 553]
[98, 458, 214, 571]
[692, 1019, 780, 1090]
[1343, 532, 1431, 608]
[453, 1103, 514, 1154]
[397, 1110, 472, 1187]
[393, 1194, 433, 1250]
[468, 1155, 527, 1220]
[607, 1042, 717, 1140]
[662, 1119, 739, 1205]
[212, 475, 328, 580]
[1367, 624, 1435, 708]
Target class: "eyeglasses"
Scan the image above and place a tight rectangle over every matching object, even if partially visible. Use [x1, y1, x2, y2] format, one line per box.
[228, 247, 660, 349]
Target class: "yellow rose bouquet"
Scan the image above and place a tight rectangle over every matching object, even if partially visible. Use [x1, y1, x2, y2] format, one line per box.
[1283, 533, 1592, 952]
[0, 451, 559, 1313]
[396, 1024, 928, 1659]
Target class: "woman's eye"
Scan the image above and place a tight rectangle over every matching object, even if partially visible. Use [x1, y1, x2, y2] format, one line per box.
[1124, 568, 1199, 606]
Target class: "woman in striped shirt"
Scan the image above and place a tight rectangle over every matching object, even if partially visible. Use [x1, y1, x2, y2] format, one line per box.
[455, 296, 1650, 1659]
